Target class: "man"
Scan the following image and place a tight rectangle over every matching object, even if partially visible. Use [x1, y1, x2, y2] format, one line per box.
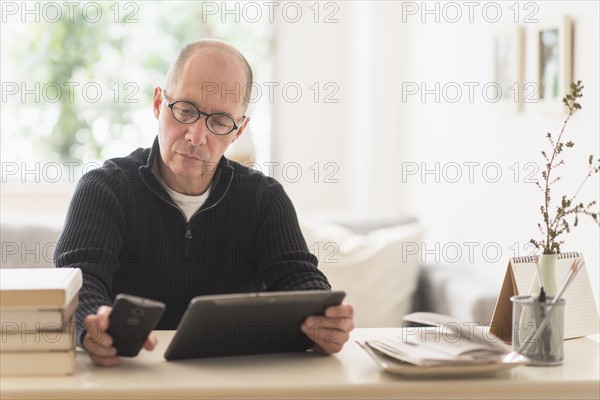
[55, 39, 354, 367]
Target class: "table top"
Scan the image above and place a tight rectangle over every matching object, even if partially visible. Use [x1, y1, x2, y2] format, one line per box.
[1, 328, 599, 399]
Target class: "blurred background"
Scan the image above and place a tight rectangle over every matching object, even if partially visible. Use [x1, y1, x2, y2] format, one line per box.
[2, 1, 598, 312]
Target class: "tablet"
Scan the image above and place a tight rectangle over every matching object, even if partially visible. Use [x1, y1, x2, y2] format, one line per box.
[164, 290, 345, 361]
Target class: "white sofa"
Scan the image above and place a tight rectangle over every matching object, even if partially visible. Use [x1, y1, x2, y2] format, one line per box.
[1, 215, 498, 327]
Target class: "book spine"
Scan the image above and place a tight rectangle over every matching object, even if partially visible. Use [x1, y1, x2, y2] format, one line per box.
[0, 350, 75, 376]
[1, 320, 75, 352]
[1, 313, 67, 332]
[0, 295, 78, 332]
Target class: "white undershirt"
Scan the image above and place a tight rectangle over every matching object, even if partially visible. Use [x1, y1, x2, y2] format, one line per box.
[159, 179, 210, 221]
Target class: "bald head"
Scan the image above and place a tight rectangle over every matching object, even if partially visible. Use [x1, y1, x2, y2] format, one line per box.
[165, 39, 253, 110]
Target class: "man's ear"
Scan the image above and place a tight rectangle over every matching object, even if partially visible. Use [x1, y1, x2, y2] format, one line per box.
[231, 116, 251, 143]
[152, 87, 162, 119]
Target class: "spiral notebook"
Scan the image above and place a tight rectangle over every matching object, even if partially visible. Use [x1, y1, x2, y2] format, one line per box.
[490, 253, 599, 342]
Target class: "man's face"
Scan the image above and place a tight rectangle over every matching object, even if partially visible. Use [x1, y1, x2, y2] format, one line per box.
[152, 49, 249, 193]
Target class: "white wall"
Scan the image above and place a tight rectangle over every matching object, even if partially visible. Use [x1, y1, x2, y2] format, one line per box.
[272, 1, 600, 306]
[272, 2, 410, 213]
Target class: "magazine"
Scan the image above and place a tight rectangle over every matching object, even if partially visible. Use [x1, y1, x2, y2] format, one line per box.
[363, 312, 512, 367]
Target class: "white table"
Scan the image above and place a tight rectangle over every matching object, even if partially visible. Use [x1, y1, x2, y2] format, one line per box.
[1, 328, 599, 399]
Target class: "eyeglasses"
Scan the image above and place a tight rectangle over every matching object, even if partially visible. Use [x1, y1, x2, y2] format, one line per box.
[162, 90, 243, 136]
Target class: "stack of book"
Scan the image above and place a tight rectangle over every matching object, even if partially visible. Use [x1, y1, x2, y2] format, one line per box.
[0, 268, 82, 376]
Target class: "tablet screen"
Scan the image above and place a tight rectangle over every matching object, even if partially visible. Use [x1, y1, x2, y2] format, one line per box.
[164, 290, 345, 360]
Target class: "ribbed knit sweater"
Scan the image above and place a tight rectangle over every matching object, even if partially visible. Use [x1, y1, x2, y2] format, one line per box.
[55, 137, 330, 345]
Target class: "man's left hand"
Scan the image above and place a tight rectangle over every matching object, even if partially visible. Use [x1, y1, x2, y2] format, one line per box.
[301, 303, 354, 354]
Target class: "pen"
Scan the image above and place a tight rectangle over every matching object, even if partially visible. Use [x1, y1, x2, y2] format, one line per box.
[535, 256, 548, 357]
[537, 286, 549, 357]
[531, 257, 547, 357]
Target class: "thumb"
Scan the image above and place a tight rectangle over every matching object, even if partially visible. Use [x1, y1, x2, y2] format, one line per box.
[143, 333, 158, 351]
[84, 306, 112, 340]
[96, 305, 113, 332]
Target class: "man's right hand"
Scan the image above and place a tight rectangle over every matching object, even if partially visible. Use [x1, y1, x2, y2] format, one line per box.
[82, 305, 158, 367]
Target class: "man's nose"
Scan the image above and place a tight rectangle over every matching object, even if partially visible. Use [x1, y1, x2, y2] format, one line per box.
[184, 116, 210, 146]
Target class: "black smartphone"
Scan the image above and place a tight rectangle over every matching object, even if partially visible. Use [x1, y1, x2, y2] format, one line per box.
[106, 294, 166, 357]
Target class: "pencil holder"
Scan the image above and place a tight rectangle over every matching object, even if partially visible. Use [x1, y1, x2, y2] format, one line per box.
[511, 295, 565, 366]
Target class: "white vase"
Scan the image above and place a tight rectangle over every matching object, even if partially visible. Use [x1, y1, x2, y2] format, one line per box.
[539, 254, 558, 297]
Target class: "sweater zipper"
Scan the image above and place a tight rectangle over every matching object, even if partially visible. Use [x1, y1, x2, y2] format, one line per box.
[141, 170, 234, 259]
[184, 224, 192, 259]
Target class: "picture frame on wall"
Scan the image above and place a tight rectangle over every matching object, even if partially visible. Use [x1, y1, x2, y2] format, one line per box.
[493, 26, 524, 112]
[536, 16, 573, 106]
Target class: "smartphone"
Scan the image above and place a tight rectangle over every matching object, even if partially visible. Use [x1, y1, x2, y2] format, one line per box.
[106, 294, 166, 357]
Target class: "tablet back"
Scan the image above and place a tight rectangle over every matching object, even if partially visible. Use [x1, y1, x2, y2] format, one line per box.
[164, 290, 345, 360]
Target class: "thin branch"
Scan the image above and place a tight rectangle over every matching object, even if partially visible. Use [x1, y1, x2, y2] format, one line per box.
[569, 160, 600, 202]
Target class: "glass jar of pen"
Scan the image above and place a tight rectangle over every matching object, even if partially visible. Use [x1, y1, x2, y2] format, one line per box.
[511, 257, 583, 366]
[511, 295, 565, 366]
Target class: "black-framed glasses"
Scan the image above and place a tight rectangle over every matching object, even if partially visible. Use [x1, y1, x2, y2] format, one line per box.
[162, 90, 243, 136]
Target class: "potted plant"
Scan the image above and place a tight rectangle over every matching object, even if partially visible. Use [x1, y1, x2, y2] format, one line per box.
[530, 81, 600, 295]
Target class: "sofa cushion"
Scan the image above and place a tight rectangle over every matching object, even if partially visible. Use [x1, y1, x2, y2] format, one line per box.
[1, 218, 63, 268]
[299, 214, 423, 327]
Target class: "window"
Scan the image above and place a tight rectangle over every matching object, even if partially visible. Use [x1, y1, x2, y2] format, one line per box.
[1, 1, 272, 218]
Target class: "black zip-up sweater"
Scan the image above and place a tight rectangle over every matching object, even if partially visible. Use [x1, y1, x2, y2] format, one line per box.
[55, 137, 330, 345]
